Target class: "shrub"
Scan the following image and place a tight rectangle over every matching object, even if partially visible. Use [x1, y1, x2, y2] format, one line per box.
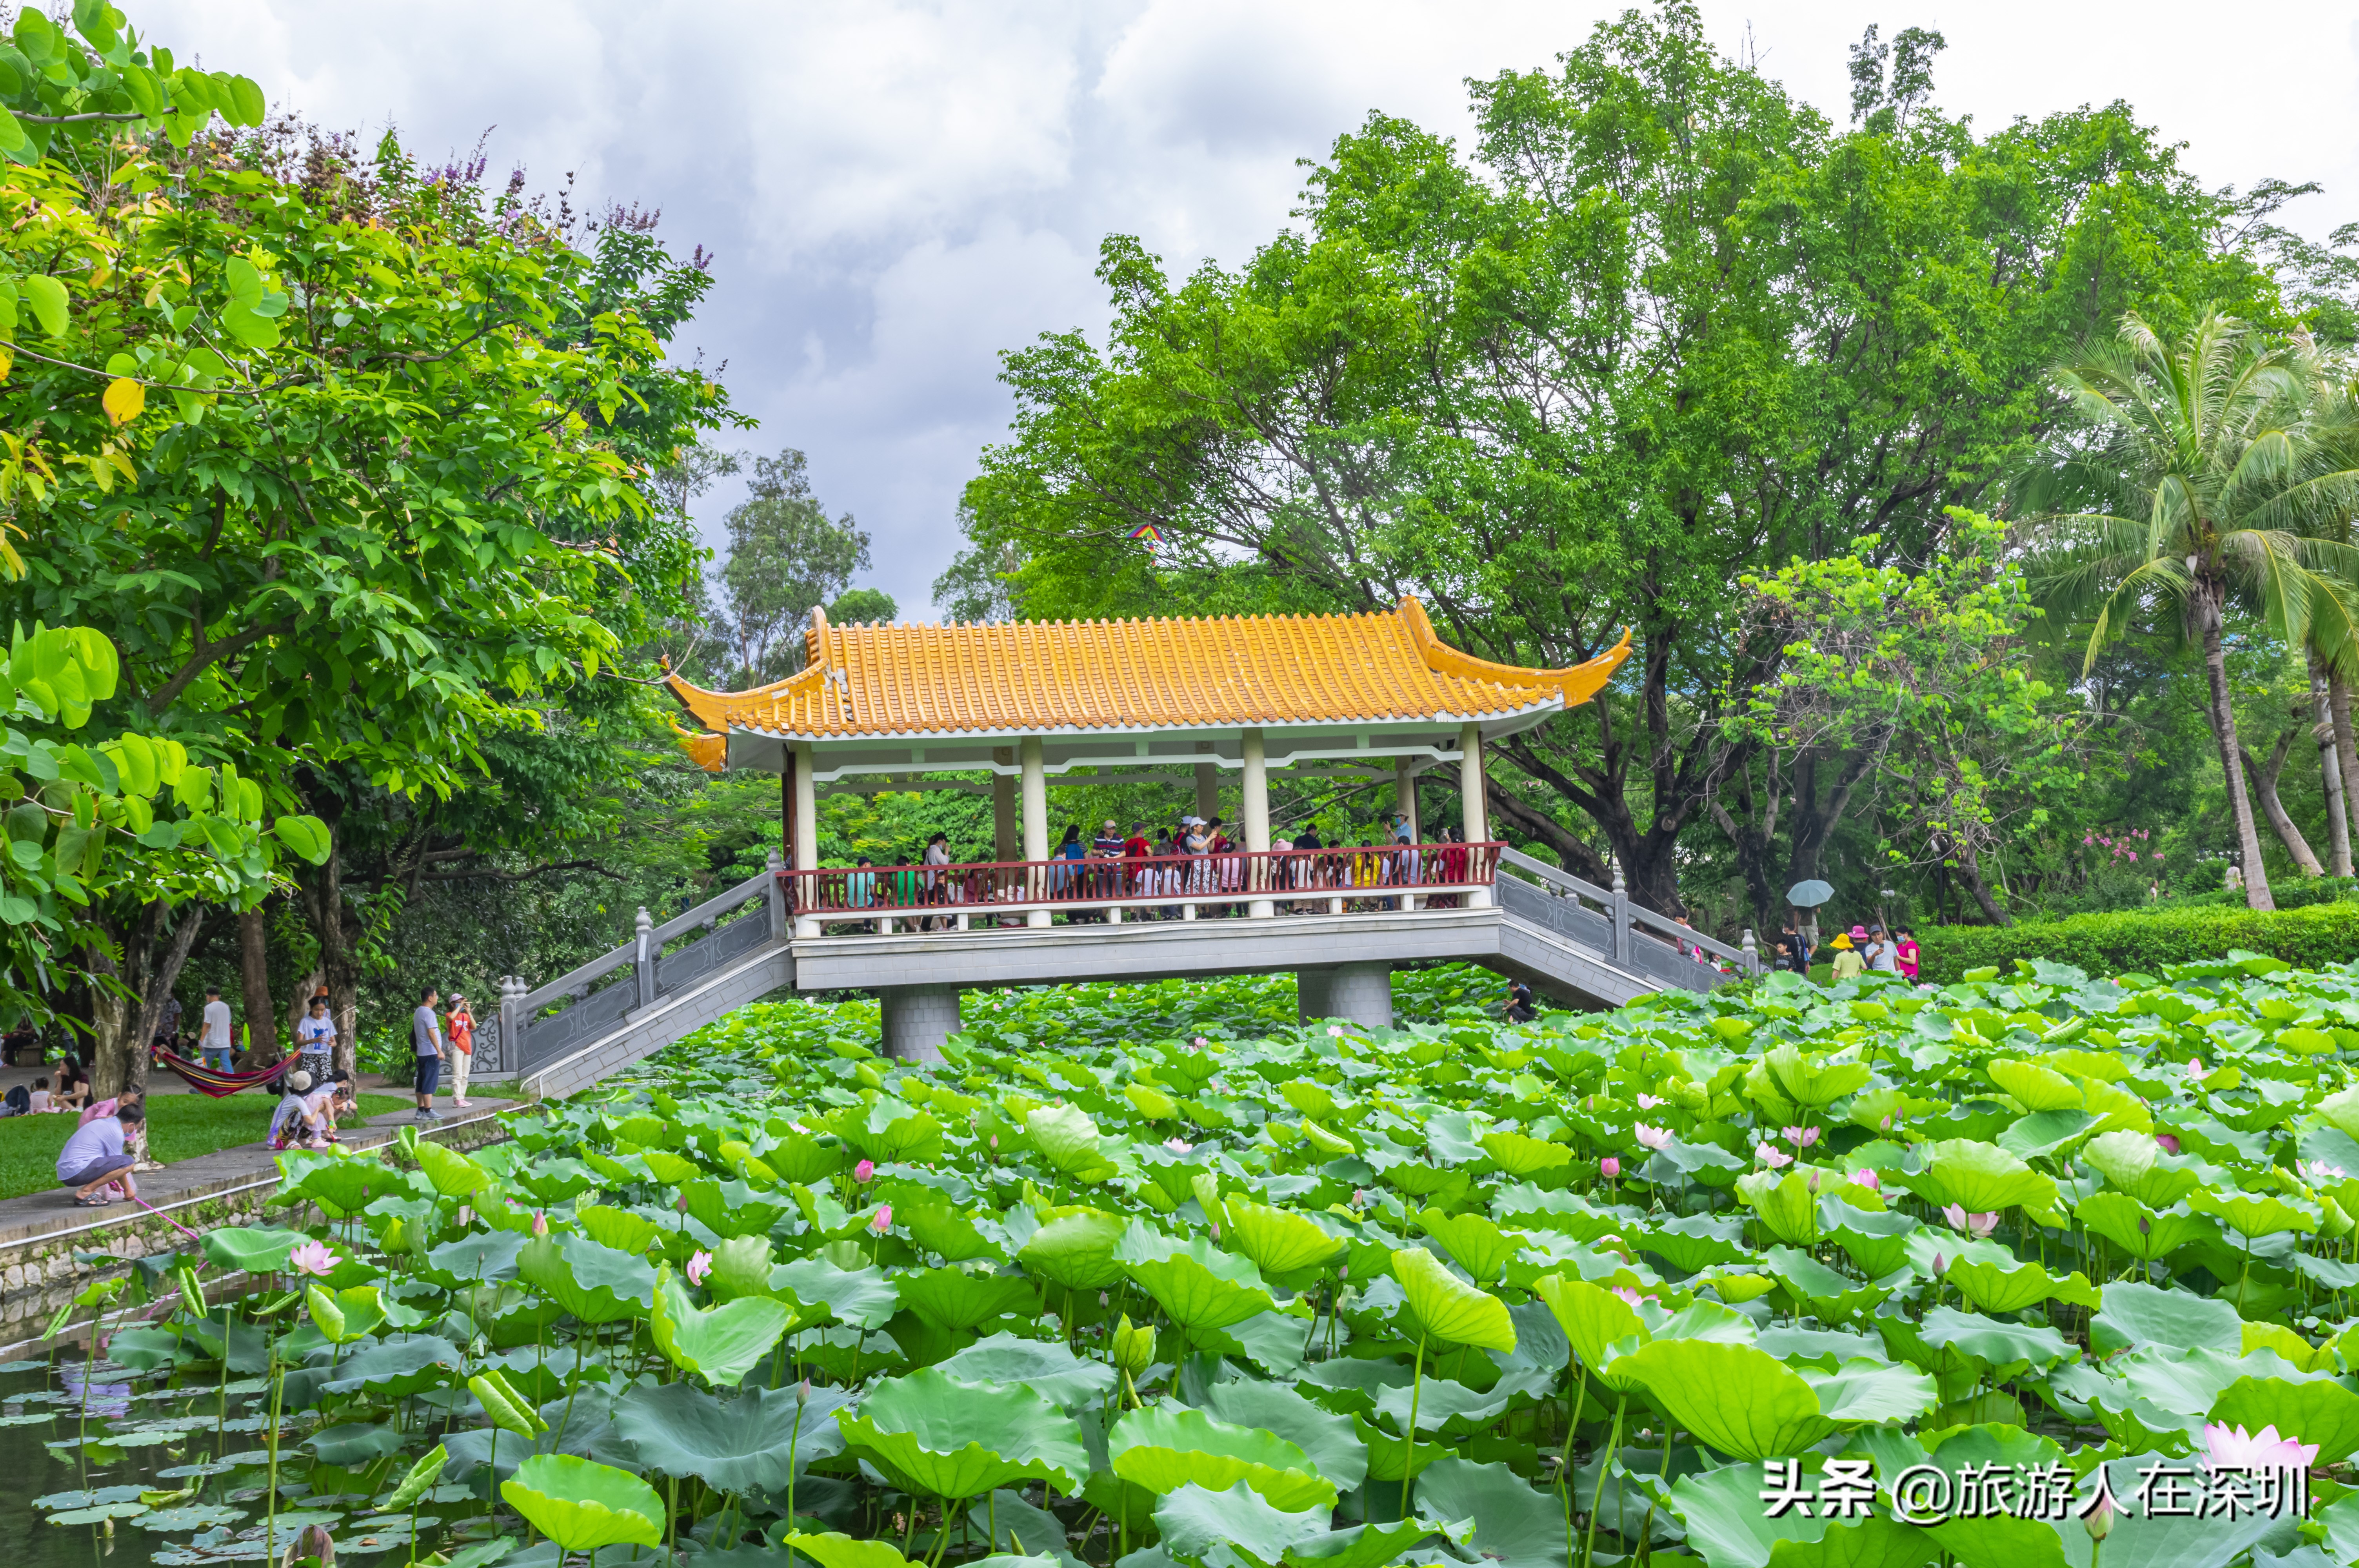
[1916, 900, 2359, 982]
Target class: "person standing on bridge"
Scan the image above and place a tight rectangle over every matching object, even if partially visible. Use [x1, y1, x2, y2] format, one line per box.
[411, 986, 444, 1123]
[446, 993, 476, 1108]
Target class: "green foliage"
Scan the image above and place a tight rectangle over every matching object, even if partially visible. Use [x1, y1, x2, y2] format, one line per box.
[1915, 903, 2359, 982]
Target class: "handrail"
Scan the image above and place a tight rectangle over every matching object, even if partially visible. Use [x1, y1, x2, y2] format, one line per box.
[1496, 846, 1756, 972]
[1498, 848, 1612, 904]
[647, 867, 774, 949]
[520, 945, 636, 1017]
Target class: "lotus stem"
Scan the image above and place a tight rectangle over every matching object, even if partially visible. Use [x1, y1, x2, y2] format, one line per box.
[1581, 1395, 1625, 1568]
[1400, 1330, 1426, 1519]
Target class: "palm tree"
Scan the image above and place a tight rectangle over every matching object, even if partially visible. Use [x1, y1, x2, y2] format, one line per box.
[2022, 309, 2359, 913]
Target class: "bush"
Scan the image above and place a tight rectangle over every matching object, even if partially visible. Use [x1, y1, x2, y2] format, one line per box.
[1916, 900, 2359, 983]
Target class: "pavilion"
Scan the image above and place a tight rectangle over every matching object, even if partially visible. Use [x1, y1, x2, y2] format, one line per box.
[668, 597, 1626, 935]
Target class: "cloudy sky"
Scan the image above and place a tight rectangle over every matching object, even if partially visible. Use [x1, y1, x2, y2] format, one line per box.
[144, 1, 2359, 619]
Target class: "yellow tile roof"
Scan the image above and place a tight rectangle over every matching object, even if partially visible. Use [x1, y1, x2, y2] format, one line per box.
[667, 597, 1627, 759]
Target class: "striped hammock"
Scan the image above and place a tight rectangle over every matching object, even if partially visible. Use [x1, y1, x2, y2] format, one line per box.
[155, 1048, 293, 1099]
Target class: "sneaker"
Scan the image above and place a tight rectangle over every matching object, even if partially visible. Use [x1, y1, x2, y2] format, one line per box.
[451, 1099, 471, 1109]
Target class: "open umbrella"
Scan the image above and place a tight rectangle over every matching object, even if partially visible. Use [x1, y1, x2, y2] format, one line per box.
[1785, 879, 1834, 909]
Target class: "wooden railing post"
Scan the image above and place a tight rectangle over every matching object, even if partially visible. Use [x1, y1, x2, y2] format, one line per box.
[765, 848, 788, 941]
[1609, 857, 1631, 969]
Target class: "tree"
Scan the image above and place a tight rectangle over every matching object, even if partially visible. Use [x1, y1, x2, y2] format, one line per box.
[717, 448, 870, 681]
[1736, 513, 2093, 927]
[2022, 309, 2359, 914]
[962, 1, 2276, 914]
[827, 587, 898, 625]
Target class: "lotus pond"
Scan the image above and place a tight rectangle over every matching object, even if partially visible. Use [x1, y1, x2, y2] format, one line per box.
[23, 956, 2359, 1568]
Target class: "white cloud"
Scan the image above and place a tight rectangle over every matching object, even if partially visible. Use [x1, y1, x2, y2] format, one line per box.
[132, 0, 2359, 619]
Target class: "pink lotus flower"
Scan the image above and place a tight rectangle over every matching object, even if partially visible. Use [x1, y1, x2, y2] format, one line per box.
[1164, 1137, 1193, 1154]
[1848, 1169, 1880, 1191]
[854, 1159, 875, 1183]
[2203, 1422, 2318, 1471]
[289, 1241, 336, 1278]
[2185, 1058, 2205, 1080]
[1755, 1145, 1794, 1169]
[1611, 1286, 1657, 1308]
[1633, 1123, 1673, 1151]
[1327, 1026, 1343, 1040]
[869, 1205, 893, 1235]
[2155, 1134, 2181, 1155]
[1929, 1251, 1947, 1276]
[1783, 1125, 1820, 1149]
[456, 1207, 473, 1228]
[2306, 1160, 2348, 1181]
[531, 1211, 549, 1236]
[1599, 1156, 1621, 1180]
[1942, 1204, 1999, 1239]
[1636, 1094, 1665, 1111]
[687, 1250, 712, 1286]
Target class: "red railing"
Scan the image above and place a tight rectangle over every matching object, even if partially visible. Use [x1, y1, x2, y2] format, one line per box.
[781, 842, 1501, 927]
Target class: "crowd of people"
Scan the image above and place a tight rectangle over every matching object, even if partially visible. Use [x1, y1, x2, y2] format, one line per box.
[1768, 920, 1921, 982]
[825, 812, 1482, 929]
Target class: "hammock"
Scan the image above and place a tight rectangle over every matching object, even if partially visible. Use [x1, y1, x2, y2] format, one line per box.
[155, 1048, 294, 1098]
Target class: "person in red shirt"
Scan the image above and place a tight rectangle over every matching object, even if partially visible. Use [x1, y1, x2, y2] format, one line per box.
[1895, 927, 1921, 983]
[445, 994, 476, 1108]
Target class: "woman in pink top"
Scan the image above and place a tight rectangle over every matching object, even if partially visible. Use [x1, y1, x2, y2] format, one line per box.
[1895, 926, 1921, 981]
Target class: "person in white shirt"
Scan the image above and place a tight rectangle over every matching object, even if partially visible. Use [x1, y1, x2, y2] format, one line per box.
[294, 996, 336, 1084]
[57, 1105, 141, 1205]
[197, 985, 235, 1072]
[26, 1077, 52, 1112]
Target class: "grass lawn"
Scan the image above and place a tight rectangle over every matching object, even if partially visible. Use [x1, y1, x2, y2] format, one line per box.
[0, 1087, 509, 1201]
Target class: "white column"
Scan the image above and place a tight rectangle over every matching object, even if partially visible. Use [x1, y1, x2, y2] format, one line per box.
[792, 741, 820, 936]
[1460, 721, 1491, 908]
[1395, 757, 1419, 912]
[1020, 735, 1050, 927]
[1243, 728, 1272, 918]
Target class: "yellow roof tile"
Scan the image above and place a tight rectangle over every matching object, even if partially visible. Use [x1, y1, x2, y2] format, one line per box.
[667, 597, 1627, 747]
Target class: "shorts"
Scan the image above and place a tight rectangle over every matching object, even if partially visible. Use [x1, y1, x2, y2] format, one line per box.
[414, 1054, 441, 1095]
[60, 1154, 133, 1188]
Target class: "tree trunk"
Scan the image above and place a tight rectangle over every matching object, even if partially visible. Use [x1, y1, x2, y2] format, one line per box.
[238, 906, 280, 1063]
[1947, 835, 2014, 926]
[2312, 657, 2351, 877]
[2198, 581, 2276, 910]
[2241, 725, 2323, 878]
[2330, 669, 2359, 871]
[89, 902, 209, 1098]
[284, 966, 325, 1048]
[295, 810, 364, 1079]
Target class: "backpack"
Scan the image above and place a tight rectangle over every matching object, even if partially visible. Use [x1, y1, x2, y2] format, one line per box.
[2, 1084, 28, 1117]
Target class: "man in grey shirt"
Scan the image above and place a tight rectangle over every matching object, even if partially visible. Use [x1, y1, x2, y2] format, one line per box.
[411, 986, 443, 1122]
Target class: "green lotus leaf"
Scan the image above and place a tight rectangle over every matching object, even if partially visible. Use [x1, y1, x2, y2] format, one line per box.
[1116, 1225, 1278, 1332]
[2072, 1192, 2216, 1261]
[2186, 1186, 2319, 1240]
[837, 1366, 1088, 1500]
[1352, 1415, 1453, 1482]
[1761, 1043, 1871, 1108]
[895, 1267, 1041, 1332]
[1530, 1274, 1645, 1386]
[651, 1265, 798, 1385]
[1921, 1140, 2058, 1215]
[517, 1233, 656, 1324]
[1026, 1104, 1116, 1181]
[416, 1140, 493, 1198]
[386, 1443, 451, 1510]
[201, 1225, 301, 1274]
[1416, 1209, 1518, 1286]
[1908, 1307, 2076, 1377]
[2209, 1373, 2359, 1465]
[2091, 1281, 2242, 1355]
[1392, 1247, 1514, 1352]
[1109, 1405, 1337, 1512]
[1406, 1459, 1565, 1568]
[1282, 1519, 1456, 1568]
[1615, 1339, 1836, 1459]
[1019, 1210, 1129, 1291]
[783, 1534, 918, 1568]
[938, 1332, 1118, 1412]
[772, 1256, 901, 1328]
[1943, 1258, 2096, 1316]
[498, 1454, 663, 1553]
[1996, 1109, 2097, 1160]
[615, 1380, 840, 1491]
[274, 1151, 383, 1218]
[1224, 1199, 1345, 1280]
[2080, 1129, 2203, 1208]
[1371, 1375, 1509, 1434]
[1151, 1480, 1329, 1568]
[1743, 1171, 1821, 1247]
[1666, 1461, 1925, 1568]
[1479, 1129, 1573, 1177]
[1202, 1379, 1368, 1493]
[898, 1190, 1009, 1263]
[421, 1230, 525, 1290]
[704, 1235, 778, 1303]
[1797, 1359, 1937, 1426]
[576, 1206, 667, 1257]
[320, 1335, 464, 1398]
[1985, 1059, 2081, 1112]
[514, 1158, 598, 1204]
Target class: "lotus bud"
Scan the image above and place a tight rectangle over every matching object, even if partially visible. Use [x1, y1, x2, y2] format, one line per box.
[1599, 1156, 1621, 1180]
[854, 1159, 876, 1183]
[797, 1378, 811, 1406]
[2084, 1495, 2112, 1541]
[1930, 1251, 1947, 1276]
[1337, 1263, 1348, 1281]
[456, 1206, 473, 1228]
[1098, 1290, 1110, 1308]
[1112, 1314, 1154, 1377]
[675, 1193, 691, 1214]
[531, 1210, 549, 1236]
[2137, 1216, 2151, 1236]
[1848, 1169, 1879, 1191]
[870, 1204, 893, 1234]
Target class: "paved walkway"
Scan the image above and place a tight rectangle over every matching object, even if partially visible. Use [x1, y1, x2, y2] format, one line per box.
[0, 1100, 513, 1254]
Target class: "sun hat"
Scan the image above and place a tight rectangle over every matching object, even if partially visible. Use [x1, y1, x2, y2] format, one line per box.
[1849, 925, 1870, 941]
[288, 1070, 313, 1093]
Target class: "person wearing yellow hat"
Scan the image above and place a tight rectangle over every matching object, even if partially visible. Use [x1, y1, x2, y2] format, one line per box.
[1830, 927, 1866, 982]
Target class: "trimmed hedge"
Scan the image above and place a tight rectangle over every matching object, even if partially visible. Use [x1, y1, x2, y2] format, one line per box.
[1914, 901, 2359, 983]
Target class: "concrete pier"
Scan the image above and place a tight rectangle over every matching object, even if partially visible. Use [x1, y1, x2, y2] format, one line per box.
[881, 984, 961, 1062]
